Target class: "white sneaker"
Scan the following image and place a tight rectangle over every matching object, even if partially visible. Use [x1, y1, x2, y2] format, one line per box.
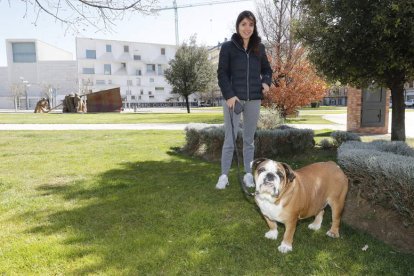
[215, 174, 229, 189]
[243, 173, 255, 188]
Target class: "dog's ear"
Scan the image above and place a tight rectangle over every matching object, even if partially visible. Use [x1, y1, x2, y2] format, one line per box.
[251, 158, 267, 172]
[281, 163, 296, 182]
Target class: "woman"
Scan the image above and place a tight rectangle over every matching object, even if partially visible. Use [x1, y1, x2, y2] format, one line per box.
[216, 10, 272, 189]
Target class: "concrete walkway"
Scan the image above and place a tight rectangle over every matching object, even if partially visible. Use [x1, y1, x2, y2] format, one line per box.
[322, 113, 414, 138]
[0, 110, 412, 138]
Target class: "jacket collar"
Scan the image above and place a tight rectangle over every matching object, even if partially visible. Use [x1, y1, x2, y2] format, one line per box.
[231, 33, 251, 53]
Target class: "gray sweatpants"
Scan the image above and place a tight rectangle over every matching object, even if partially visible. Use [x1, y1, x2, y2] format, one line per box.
[221, 100, 261, 175]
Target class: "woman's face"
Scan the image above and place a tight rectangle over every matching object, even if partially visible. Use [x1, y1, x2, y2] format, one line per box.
[238, 17, 254, 40]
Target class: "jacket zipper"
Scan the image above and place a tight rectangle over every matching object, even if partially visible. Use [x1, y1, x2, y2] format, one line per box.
[232, 40, 250, 101]
[246, 50, 250, 101]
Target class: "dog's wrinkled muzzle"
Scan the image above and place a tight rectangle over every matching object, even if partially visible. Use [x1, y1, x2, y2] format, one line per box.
[259, 181, 279, 197]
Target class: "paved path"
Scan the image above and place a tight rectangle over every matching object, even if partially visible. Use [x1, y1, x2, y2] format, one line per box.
[323, 113, 414, 138]
[0, 122, 345, 131]
[0, 110, 412, 138]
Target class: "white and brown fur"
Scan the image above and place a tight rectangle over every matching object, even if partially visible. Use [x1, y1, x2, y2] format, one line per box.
[252, 158, 349, 253]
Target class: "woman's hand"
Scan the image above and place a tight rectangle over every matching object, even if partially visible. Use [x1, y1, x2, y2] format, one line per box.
[262, 83, 270, 93]
[226, 96, 239, 109]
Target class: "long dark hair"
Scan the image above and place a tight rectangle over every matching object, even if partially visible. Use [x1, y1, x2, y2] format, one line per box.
[235, 10, 261, 55]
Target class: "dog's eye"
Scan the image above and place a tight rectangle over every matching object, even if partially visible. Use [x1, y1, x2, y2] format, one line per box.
[258, 168, 266, 174]
[276, 171, 284, 179]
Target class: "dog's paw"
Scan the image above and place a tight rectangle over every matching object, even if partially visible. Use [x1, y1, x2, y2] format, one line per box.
[308, 223, 321, 231]
[326, 230, 340, 238]
[264, 229, 278, 240]
[278, 242, 292, 253]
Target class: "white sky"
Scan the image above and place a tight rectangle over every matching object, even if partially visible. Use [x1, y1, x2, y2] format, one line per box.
[0, 0, 257, 66]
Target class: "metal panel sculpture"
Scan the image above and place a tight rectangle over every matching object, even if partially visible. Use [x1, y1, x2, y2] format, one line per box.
[86, 88, 122, 112]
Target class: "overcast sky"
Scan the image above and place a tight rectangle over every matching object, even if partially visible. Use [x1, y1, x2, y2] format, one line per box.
[0, 0, 257, 66]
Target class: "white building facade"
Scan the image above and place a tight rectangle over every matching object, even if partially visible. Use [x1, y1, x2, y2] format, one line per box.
[0, 39, 77, 109]
[76, 37, 179, 108]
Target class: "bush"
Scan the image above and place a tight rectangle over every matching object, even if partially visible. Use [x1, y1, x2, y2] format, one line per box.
[338, 140, 414, 224]
[319, 138, 335, 149]
[183, 124, 315, 161]
[331, 130, 361, 147]
[257, 104, 284, 130]
[255, 127, 315, 158]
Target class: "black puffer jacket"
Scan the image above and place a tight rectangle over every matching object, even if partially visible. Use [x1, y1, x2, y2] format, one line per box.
[217, 33, 272, 101]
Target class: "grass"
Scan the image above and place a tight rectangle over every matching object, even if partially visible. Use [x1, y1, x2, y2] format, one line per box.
[0, 112, 335, 125]
[0, 112, 224, 124]
[285, 115, 335, 124]
[0, 130, 413, 274]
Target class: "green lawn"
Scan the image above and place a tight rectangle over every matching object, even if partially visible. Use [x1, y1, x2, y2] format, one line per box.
[0, 112, 335, 125]
[0, 130, 413, 274]
[0, 112, 224, 124]
[285, 115, 335, 124]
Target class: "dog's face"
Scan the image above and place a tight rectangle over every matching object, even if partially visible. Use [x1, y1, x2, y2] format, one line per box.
[252, 158, 296, 198]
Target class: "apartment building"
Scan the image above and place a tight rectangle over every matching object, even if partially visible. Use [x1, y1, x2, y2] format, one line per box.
[0, 39, 77, 109]
[76, 38, 177, 108]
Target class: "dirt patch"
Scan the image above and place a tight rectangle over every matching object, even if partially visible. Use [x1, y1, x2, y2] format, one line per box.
[342, 187, 414, 253]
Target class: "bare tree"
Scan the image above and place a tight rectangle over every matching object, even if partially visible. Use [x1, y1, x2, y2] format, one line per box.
[10, 83, 25, 111]
[8, 0, 159, 33]
[256, 0, 303, 84]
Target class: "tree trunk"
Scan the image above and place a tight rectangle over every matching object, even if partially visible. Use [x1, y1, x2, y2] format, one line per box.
[185, 95, 190, 113]
[389, 80, 406, 141]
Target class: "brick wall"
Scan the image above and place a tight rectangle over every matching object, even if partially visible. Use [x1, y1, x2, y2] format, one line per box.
[346, 87, 390, 134]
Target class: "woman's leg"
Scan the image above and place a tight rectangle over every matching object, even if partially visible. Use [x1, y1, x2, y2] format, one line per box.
[221, 102, 241, 175]
[242, 100, 261, 173]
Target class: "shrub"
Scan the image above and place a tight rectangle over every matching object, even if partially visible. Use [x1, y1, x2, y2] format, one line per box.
[331, 130, 361, 147]
[257, 104, 284, 130]
[319, 138, 335, 149]
[338, 140, 414, 224]
[255, 128, 315, 158]
[183, 124, 315, 161]
[184, 123, 242, 161]
[183, 123, 205, 155]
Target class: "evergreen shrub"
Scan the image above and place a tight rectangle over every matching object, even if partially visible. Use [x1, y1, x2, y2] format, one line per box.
[183, 124, 314, 161]
[338, 140, 414, 224]
[331, 130, 361, 147]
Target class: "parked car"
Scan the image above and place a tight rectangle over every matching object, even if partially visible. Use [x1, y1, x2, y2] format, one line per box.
[405, 99, 414, 107]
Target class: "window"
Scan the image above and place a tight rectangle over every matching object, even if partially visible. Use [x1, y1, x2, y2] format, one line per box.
[140, 90, 144, 95]
[106, 44, 112, 52]
[138, 96, 142, 100]
[157, 64, 164, 75]
[146, 64, 156, 73]
[136, 78, 141, 86]
[149, 78, 154, 83]
[155, 87, 164, 92]
[121, 62, 126, 68]
[161, 48, 165, 55]
[136, 69, 142, 76]
[124, 45, 129, 52]
[148, 91, 152, 95]
[82, 67, 95, 74]
[12, 42, 36, 63]
[134, 55, 141, 60]
[126, 90, 131, 96]
[86, 50, 96, 59]
[131, 95, 136, 100]
[96, 80, 106, 85]
[104, 64, 111, 75]
[127, 80, 133, 86]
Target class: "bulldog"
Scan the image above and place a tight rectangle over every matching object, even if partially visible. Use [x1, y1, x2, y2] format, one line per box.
[252, 158, 348, 253]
